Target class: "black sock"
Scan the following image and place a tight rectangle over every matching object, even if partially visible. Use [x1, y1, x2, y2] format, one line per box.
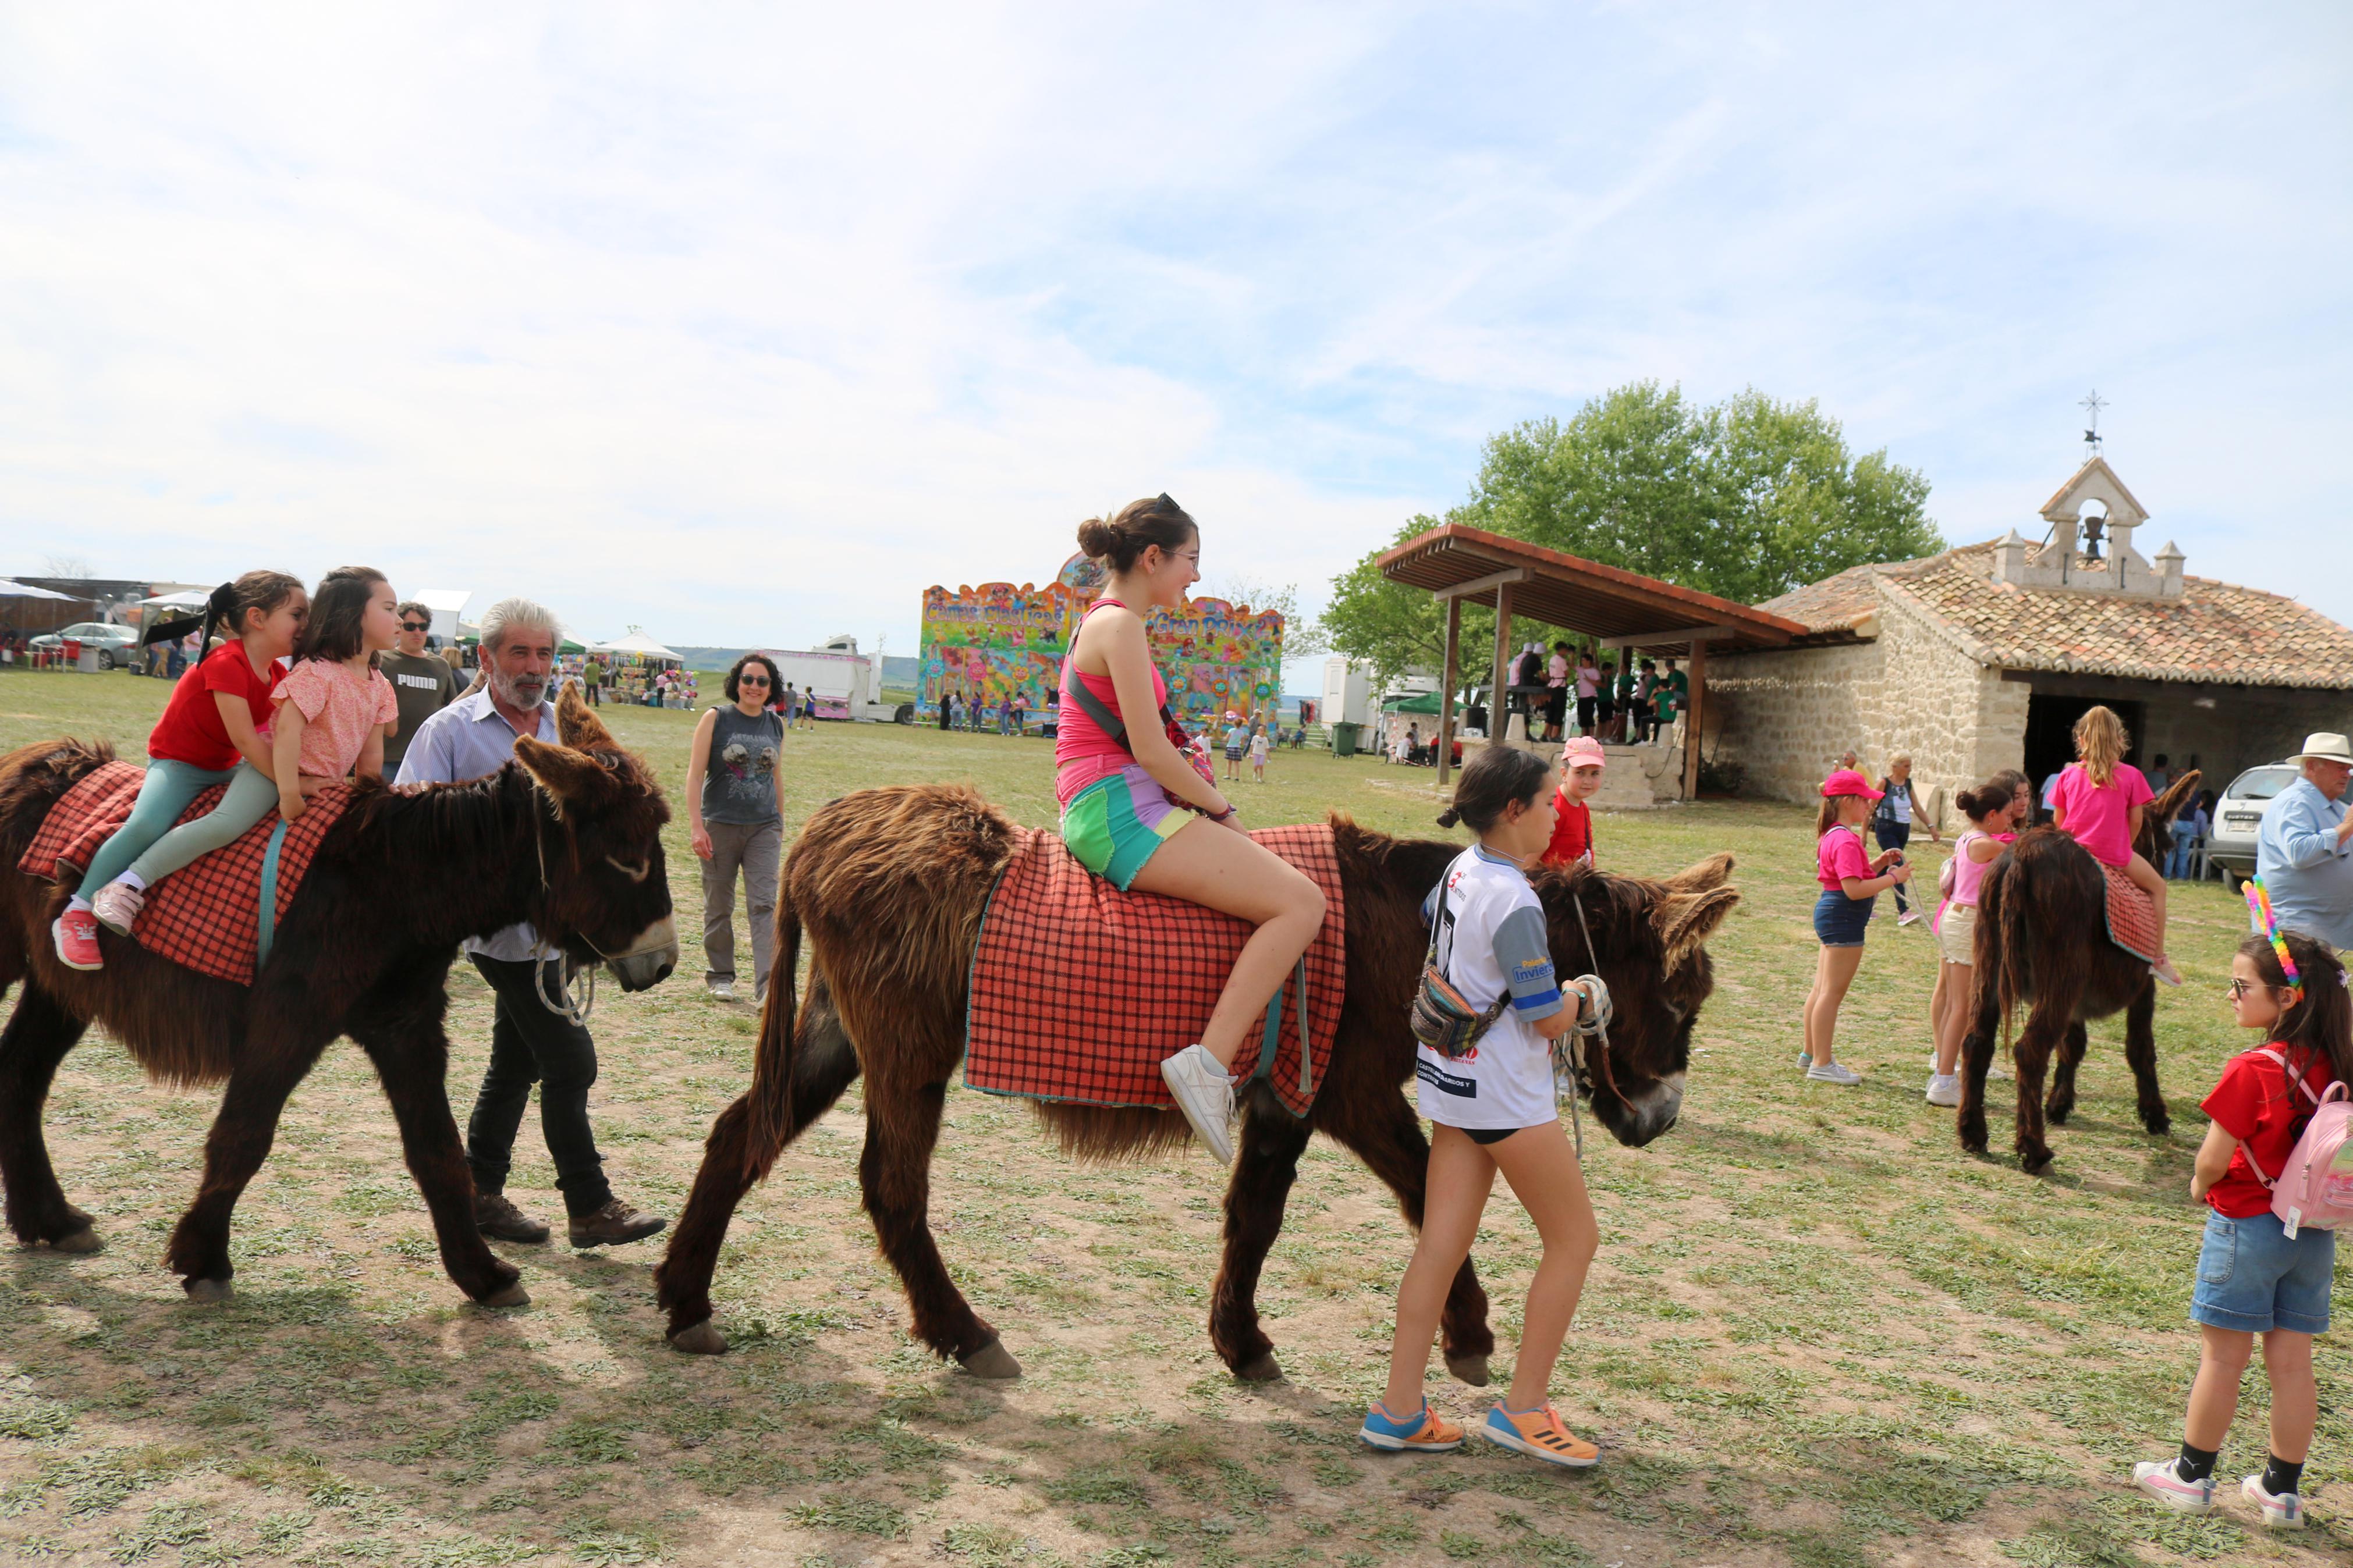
[2175, 1442, 2219, 1483]
[2262, 1454, 2304, 1496]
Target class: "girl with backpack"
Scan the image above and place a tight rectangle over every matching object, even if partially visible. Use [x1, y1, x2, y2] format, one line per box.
[1359, 745, 1606, 1467]
[2134, 917, 2350, 1530]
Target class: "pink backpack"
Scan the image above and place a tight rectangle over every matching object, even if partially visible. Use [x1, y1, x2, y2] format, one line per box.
[2237, 1047, 2353, 1239]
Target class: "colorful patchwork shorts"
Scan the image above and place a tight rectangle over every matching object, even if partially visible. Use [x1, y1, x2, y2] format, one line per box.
[1062, 765, 1190, 891]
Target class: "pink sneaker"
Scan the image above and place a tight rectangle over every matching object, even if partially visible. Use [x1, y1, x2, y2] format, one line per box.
[2132, 1457, 2214, 1513]
[91, 881, 144, 936]
[53, 910, 102, 970]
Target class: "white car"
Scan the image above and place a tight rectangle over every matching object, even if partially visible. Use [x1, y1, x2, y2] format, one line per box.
[2206, 762, 2299, 892]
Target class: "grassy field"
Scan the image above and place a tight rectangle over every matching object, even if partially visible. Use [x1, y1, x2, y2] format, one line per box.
[0, 667, 2344, 1567]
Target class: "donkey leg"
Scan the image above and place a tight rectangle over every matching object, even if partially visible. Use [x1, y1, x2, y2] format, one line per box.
[165, 1039, 331, 1299]
[1209, 1086, 1312, 1381]
[2123, 982, 2170, 1136]
[2045, 1022, 2089, 1125]
[1325, 1089, 1495, 1385]
[860, 1073, 1005, 1374]
[351, 1015, 525, 1307]
[0, 983, 98, 1250]
[2010, 1007, 2061, 1175]
[658, 1014, 861, 1352]
[1955, 980, 2000, 1155]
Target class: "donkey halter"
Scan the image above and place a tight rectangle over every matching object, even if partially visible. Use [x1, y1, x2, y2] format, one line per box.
[528, 783, 669, 1028]
[1552, 888, 1616, 1165]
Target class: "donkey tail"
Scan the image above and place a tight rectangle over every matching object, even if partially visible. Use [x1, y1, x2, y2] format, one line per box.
[741, 881, 804, 1182]
[1992, 854, 2032, 1050]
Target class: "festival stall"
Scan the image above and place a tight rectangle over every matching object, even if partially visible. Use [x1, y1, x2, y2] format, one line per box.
[918, 553, 1284, 730]
[590, 633, 693, 707]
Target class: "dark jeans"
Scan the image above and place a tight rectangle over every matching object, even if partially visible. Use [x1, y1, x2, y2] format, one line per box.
[465, 954, 613, 1217]
[1873, 820, 1912, 913]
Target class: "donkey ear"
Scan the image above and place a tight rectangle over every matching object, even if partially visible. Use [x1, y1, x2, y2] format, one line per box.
[1656, 885, 1740, 971]
[556, 682, 618, 751]
[513, 734, 610, 809]
[1660, 851, 1735, 894]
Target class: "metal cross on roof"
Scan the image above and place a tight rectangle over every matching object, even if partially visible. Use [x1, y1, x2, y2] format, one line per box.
[2080, 389, 2107, 455]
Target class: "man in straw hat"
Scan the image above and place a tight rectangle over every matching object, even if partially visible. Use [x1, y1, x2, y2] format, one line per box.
[2255, 731, 2353, 950]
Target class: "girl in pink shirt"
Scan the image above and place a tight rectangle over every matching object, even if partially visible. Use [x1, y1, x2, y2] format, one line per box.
[2050, 705, 2181, 985]
[1801, 769, 1914, 1086]
[97, 568, 399, 926]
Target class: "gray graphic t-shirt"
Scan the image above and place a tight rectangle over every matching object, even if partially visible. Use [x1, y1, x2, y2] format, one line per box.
[702, 705, 784, 826]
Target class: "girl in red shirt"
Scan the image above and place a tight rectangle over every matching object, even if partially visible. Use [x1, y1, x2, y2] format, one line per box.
[52, 571, 306, 970]
[1538, 737, 1605, 868]
[2135, 928, 2350, 1527]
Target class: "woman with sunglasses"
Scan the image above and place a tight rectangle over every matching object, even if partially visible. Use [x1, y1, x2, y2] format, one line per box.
[687, 653, 789, 1004]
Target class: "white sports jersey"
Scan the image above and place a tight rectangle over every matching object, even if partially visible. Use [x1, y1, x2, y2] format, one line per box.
[1414, 845, 1567, 1130]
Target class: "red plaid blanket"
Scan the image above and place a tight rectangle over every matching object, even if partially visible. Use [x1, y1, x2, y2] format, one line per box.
[965, 823, 1346, 1118]
[19, 760, 353, 985]
[2100, 862, 2160, 965]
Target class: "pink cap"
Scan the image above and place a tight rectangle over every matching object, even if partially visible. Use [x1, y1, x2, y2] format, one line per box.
[1560, 737, 1606, 770]
[1820, 768, 1884, 801]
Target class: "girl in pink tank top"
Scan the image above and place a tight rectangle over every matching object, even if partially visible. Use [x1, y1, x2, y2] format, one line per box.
[1055, 496, 1328, 1170]
[1926, 774, 2029, 1103]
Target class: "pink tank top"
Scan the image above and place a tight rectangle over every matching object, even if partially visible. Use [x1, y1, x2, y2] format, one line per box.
[1054, 600, 1170, 805]
[1946, 829, 1996, 909]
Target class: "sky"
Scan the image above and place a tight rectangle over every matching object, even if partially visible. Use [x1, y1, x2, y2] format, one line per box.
[3, 3, 2348, 691]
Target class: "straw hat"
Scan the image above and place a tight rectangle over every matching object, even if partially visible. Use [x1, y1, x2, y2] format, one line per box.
[2288, 733, 2353, 766]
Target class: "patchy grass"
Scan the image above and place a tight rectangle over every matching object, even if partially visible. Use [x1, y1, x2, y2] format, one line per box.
[0, 666, 2347, 1565]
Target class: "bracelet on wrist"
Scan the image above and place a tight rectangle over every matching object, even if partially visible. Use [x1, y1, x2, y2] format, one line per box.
[1205, 802, 1237, 822]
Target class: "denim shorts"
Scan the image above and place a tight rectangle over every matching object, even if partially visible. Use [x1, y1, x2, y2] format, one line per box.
[1812, 890, 1873, 947]
[2192, 1209, 2335, 1335]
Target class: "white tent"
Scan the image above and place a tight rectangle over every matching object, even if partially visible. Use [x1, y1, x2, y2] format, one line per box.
[0, 580, 83, 602]
[137, 589, 212, 610]
[592, 633, 683, 662]
[411, 588, 473, 648]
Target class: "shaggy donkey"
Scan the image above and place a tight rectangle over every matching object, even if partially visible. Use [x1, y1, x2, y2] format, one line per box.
[1957, 769, 2201, 1172]
[0, 688, 679, 1306]
[656, 784, 1737, 1381]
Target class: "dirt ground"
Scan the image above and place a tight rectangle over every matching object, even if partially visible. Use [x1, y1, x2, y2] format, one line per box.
[1, 670, 2346, 1566]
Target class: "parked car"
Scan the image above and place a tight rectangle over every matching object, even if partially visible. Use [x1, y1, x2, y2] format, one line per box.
[29, 621, 142, 671]
[2206, 762, 2301, 892]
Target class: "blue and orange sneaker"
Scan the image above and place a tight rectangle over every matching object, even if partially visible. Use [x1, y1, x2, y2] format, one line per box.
[1479, 1403, 1599, 1468]
[1358, 1400, 1463, 1452]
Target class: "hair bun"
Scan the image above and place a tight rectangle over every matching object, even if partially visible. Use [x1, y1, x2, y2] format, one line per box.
[1076, 518, 1120, 558]
[1435, 806, 1462, 829]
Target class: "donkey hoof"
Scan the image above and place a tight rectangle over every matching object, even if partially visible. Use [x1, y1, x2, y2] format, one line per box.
[48, 1226, 102, 1254]
[2020, 1150, 2054, 1176]
[669, 1320, 728, 1356]
[478, 1282, 530, 1310]
[958, 1335, 1023, 1379]
[1446, 1353, 1492, 1388]
[1233, 1352, 1283, 1384]
[184, 1278, 234, 1304]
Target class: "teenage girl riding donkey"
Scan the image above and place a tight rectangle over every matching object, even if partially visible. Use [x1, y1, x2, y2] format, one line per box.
[2050, 704, 2183, 986]
[1055, 495, 1326, 1161]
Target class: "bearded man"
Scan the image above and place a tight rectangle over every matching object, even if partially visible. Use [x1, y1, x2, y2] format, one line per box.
[396, 596, 666, 1249]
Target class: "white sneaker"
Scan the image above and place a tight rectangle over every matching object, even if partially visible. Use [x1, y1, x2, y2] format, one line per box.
[91, 880, 144, 936]
[1805, 1061, 1862, 1086]
[2242, 1473, 2304, 1529]
[2132, 1458, 2214, 1513]
[1925, 1073, 1960, 1107]
[2152, 958, 2185, 988]
[707, 980, 736, 1002]
[1897, 908, 1921, 927]
[1159, 1044, 1236, 1162]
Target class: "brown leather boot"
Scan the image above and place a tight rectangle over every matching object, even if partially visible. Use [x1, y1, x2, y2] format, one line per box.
[474, 1191, 550, 1245]
[567, 1199, 667, 1249]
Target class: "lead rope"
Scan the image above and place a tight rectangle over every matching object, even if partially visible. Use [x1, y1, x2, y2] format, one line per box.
[1553, 889, 1614, 1166]
[530, 795, 597, 1027]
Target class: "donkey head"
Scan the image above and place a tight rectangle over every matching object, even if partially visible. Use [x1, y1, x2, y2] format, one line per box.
[1531, 852, 1738, 1149]
[2137, 768, 2202, 866]
[511, 685, 680, 991]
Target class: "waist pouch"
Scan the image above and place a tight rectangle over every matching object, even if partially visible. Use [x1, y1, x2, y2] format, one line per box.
[1407, 872, 1509, 1059]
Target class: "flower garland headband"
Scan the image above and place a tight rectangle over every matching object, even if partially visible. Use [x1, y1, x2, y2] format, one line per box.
[2245, 876, 2304, 1000]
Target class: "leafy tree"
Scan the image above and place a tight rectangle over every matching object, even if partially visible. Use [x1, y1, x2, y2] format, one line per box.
[1325, 383, 1940, 680]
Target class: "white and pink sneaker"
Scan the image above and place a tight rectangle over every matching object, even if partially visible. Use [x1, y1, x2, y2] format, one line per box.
[52, 910, 102, 970]
[91, 881, 144, 936]
[2242, 1473, 2305, 1529]
[2132, 1458, 2214, 1513]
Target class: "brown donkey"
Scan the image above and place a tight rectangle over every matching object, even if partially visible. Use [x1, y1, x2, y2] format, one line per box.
[656, 783, 1738, 1381]
[0, 687, 678, 1305]
[1957, 769, 2201, 1172]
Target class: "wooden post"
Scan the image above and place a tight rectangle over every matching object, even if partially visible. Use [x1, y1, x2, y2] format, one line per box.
[1681, 638, 1708, 799]
[1436, 596, 1462, 787]
[1489, 582, 1515, 745]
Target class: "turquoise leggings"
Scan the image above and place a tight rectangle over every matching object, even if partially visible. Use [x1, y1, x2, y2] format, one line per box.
[122, 763, 281, 888]
[80, 759, 239, 891]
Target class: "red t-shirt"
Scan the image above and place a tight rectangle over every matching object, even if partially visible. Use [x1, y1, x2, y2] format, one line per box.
[1542, 794, 1593, 867]
[146, 642, 285, 771]
[2201, 1043, 2338, 1218]
[1816, 826, 1872, 891]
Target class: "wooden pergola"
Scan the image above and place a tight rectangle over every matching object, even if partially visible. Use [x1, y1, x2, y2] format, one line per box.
[1376, 523, 1808, 791]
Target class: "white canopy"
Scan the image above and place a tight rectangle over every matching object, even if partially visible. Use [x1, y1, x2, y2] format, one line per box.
[137, 589, 213, 610]
[0, 580, 83, 602]
[592, 633, 683, 660]
[411, 588, 473, 614]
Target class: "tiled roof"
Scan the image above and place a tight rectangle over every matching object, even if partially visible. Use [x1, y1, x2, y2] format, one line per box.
[1763, 543, 2353, 689]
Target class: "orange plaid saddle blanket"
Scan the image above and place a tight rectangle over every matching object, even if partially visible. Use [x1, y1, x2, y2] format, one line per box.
[963, 823, 1347, 1118]
[2101, 862, 2160, 965]
[19, 759, 353, 985]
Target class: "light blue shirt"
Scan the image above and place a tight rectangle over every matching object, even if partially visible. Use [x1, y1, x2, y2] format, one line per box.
[2255, 776, 2353, 951]
[395, 687, 558, 962]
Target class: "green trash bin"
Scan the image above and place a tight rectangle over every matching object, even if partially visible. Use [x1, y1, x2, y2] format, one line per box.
[1331, 721, 1361, 758]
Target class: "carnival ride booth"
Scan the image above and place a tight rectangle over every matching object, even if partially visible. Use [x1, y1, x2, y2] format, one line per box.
[588, 634, 689, 707]
[918, 552, 1284, 736]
